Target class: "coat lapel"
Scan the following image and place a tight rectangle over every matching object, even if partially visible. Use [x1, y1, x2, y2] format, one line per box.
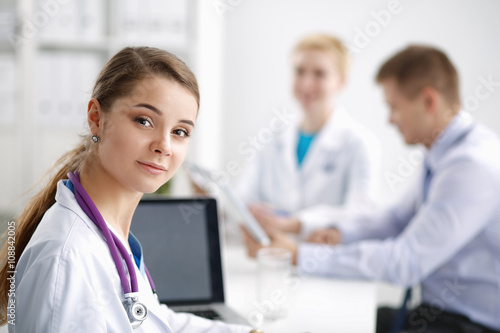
[300, 109, 347, 177]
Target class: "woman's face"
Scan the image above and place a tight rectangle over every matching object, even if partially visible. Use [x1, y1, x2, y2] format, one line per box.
[91, 76, 198, 194]
[292, 49, 344, 115]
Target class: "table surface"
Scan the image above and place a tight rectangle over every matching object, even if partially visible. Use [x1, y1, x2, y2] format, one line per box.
[222, 243, 377, 333]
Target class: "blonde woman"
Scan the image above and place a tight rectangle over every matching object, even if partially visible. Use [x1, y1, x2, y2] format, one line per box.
[238, 34, 380, 239]
[0, 47, 256, 333]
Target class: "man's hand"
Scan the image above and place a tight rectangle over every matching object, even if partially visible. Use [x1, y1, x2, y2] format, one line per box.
[240, 225, 298, 265]
[306, 228, 342, 245]
[248, 203, 301, 234]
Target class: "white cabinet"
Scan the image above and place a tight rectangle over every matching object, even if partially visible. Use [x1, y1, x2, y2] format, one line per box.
[0, 0, 202, 215]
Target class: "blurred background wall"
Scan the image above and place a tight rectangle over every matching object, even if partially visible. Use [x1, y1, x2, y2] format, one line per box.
[219, 0, 500, 205]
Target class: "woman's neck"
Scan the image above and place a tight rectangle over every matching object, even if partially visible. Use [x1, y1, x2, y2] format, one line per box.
[301, 106, 334, 133]
[79, 162, 142, 242]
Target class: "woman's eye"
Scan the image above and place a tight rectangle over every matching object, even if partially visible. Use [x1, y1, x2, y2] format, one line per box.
[173, 129, 190, 138]
[136, 117, 153, 128]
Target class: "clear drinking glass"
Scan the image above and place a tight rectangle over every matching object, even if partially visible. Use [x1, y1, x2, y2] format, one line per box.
[256, 248, 293, 320]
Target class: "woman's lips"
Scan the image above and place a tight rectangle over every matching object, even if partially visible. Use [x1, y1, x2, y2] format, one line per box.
[137, 161, 167, 175]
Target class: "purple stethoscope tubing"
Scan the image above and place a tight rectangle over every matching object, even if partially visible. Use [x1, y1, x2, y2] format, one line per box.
[67, 171, 156, 295]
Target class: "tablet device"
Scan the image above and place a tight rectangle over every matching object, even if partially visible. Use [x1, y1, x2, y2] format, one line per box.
[184, 162, 271, 246]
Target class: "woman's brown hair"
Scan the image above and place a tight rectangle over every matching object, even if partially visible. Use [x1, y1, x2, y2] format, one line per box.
[0, 46, 199, 324]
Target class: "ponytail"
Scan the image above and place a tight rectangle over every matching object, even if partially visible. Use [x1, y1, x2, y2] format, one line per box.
[0, 139, 88, 325]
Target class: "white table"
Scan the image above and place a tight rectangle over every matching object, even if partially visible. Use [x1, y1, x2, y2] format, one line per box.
[222, 243, 377, 333]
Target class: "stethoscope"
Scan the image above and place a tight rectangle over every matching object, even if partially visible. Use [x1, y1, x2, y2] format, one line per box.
[67, 171, 157, 328]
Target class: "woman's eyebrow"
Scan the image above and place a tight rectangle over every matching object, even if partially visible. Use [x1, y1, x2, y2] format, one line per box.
[180, 120, 195, 128]
[134, 103, 195, 128]
[134, 103, 162, 115]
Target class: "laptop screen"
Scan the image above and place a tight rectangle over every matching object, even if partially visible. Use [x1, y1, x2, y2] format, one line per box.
[130, 197, 224, 305]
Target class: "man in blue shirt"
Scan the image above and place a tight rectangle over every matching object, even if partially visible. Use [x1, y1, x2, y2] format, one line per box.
[242, 45, 500, 332]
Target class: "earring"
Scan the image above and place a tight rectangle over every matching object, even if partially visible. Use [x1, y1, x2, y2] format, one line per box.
[91, 135, 99, 143]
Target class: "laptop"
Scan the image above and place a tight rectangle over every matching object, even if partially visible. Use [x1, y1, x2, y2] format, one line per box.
[130, 197, 249, 325]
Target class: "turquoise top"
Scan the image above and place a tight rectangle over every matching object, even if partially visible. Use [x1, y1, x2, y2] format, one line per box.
[297, 131, 317, 166]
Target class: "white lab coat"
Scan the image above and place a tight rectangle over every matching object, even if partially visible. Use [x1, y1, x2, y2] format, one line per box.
[9, 180, 252, 333]
[237, 108, 381, 237]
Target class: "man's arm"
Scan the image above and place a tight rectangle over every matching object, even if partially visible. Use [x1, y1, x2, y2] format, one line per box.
[298, 159, 499, 286]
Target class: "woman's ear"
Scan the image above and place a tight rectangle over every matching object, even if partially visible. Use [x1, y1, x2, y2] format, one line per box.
[87, 98, 103, 135]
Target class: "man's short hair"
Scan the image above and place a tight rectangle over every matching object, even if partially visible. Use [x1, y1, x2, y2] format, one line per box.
[376, 45, 460, 106]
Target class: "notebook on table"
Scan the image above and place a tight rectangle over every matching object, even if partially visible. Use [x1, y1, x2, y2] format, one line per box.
[131, 197, 248, 325]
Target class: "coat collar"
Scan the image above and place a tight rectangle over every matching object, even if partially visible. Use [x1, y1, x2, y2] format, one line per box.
[426, 110, 475, 170]
[277, 107, 353, 153]
[55, 179, 135, 252]
[274, 107, 355, 175]
[55, 180, 107, 241]
[314, 108, 354, 151]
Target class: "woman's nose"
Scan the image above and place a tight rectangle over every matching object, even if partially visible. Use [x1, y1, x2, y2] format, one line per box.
[297, 75, 314, 89]
[151, 134, 172, 156]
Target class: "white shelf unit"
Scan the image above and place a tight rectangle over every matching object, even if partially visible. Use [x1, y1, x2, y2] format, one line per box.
[0, 0, 222, 217]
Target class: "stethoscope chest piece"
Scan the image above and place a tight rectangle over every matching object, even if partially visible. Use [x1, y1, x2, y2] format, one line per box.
[124, 292, 148, 328]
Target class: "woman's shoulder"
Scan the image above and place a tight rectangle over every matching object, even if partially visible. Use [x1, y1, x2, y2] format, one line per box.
[38, 200, 105, 254]
[17, 184, 108, 275]
[12, 197, 122, 333]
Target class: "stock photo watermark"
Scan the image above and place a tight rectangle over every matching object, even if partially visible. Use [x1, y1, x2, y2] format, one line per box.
[178, 199, 209, 225]
[212, 0, 245, 20]
[463, 74, 499, 112]
[246, 243, 333, 327]
[384, 148, 425, 192]
[236, 106, 296, 159]
[62, 286, 117, 331]
[208, 106, 296, 187]
[7, 0, 71, 48]
[407, 278, 467, 332]
[347, 0, 412, 55]
[247, 269, 300, 327]
[6, 221, 16, 326]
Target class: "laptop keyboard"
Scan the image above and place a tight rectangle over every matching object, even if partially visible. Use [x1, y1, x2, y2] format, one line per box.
[188, 309, 222, 320]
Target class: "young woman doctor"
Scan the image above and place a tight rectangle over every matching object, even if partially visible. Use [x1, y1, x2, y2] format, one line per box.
[238, 34, 380, 239]
[0, 47, 256, 332]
